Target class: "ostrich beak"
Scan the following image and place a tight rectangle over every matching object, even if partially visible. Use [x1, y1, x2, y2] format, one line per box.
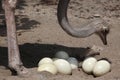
[97, 28, 109, 45]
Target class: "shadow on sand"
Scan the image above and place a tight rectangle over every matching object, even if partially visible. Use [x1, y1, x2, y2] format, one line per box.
[0, 43, 96, 68]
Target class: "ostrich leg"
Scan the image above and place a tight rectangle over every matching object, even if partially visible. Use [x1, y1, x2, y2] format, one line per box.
[3, 0, 28, 76]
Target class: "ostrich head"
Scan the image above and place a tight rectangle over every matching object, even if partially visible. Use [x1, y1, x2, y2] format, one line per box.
[57, 0, 110, 45]
[96, 24, 110, 45]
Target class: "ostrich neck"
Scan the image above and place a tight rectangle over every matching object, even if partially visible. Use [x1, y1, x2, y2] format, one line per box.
[57, 0, 99, 38]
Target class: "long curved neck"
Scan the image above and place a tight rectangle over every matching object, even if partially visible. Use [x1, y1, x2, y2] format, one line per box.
[57, 0, 98, 38]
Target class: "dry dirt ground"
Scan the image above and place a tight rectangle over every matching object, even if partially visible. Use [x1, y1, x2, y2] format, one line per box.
[0, 0, 120, 80]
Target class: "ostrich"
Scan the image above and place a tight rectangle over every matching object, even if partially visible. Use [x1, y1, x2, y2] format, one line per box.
[2, 0, 109, 76]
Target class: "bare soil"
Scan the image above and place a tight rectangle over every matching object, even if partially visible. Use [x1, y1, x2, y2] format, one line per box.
[0, 0, 120, 80]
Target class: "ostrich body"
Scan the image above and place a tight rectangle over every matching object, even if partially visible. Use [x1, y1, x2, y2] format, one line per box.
[2, 0, 109, 76]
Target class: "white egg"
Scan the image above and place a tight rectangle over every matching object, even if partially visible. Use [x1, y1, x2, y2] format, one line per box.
[70, 64, 78, 70]
[38, 57, 53, 66]
[67, 57, 79, 69]
[55, 51, 69, 60]
[37, 63, 57, 75]
[82, 57, 97, 74]
[54, 59, 72, 74]
[93, 60, 111, 77]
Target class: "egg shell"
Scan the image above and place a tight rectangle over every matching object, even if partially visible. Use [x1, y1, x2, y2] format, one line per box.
[37, 63, 57, 75]
[38, 57, 53, 66]
[82, 57, 97, 74]
[67, 57, 79, 69]
[55, 51, 69, 60]
[52, 58, 59, 61]
[70, 64, 78, 69]
[93, 60, 111, 77]
[54, 59, 72, 75]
